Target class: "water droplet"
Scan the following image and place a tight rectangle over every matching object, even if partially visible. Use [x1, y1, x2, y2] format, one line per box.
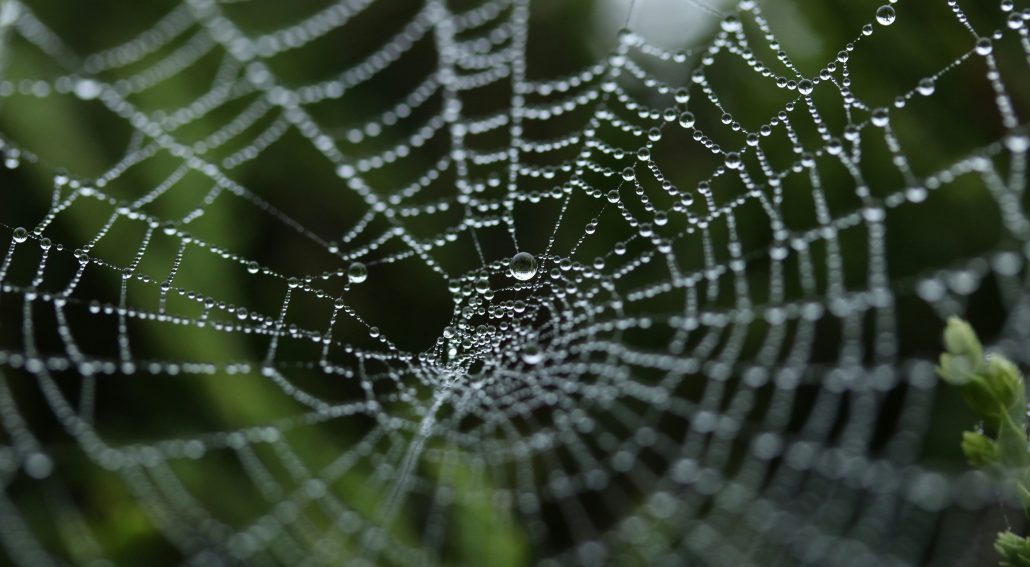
[39, 238, 51, 250]
[725, 152, 742, 169]
[369, 326, 380, 338]
[871, 108, 890, 128]
[24, 452, 53, 479]
[678, 112, 695, 128]
[74, 78, 100, 100]
[247, 261, 259, 274]
[647, 127, 662, 142]
[12, 227, 27, 243]
[1005, 134, 1029, 153]
[975, 38, 993, 56]
[509, 252, 538, 281]
[797, 79, 814, 96]
[916, 78, 934, 96]
[621, 167, 635, 181]
[606, 190, 620, 204]
[905, 186, 927, 203]
[475, 275, 491, 293]
[347, 261, 367, 284]
[287, 277, 300, 289]
[1007, 12, 1023, 30]
[875, 5, 896, 26]
[521, 343, 543, 364]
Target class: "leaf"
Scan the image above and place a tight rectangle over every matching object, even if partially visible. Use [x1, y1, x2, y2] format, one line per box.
[995, 531, 1030, 567]
[962, 377, 1005, 427]
[943, 317, 983, 363]
[985, 356, 1024, 410]
[961, 431, 998, 468]
[938, 352, 976, 385]
[996, 412, 1030, 469]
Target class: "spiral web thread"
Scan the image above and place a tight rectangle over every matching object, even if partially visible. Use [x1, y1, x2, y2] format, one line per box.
[0, 0, 1028, 565]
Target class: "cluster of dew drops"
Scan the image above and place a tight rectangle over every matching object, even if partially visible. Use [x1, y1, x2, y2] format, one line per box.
[338, 250, 538, 345]
[877, 0, 1025, 34]
[4, 213, 537, 348]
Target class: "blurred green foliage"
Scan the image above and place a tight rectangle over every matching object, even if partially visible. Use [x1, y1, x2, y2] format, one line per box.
[0, 0, 1027, 564]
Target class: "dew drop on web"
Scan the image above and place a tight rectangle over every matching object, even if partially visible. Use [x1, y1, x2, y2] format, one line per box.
[509, 252, 538, 281]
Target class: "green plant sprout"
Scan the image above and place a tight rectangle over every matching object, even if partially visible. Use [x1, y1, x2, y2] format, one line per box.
[938, 317, 1030, 567]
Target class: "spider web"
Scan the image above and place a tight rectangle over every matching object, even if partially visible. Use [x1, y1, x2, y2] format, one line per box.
[0, 0, 1028, 564]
